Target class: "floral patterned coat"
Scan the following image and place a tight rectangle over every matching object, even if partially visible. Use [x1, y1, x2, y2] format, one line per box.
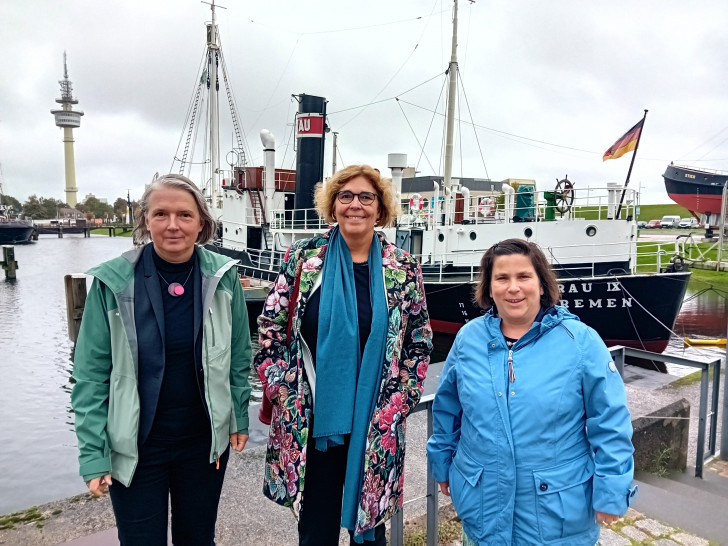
[255, 229, 433, 535]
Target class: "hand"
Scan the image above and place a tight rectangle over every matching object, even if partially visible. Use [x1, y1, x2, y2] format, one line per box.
[86, 475, 112, 497]
[596, 511, 620, 525]
[438, 481, 450, 496]
[230, 433, 249, 452]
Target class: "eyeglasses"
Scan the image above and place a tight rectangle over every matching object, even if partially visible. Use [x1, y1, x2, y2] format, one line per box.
[336, 190, 378, 206]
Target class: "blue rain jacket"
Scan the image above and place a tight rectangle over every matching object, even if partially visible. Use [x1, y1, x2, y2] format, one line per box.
[426, 306, 636, 545]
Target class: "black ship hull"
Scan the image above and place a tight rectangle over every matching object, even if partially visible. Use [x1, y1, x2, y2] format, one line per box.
[0, 222, 35, 244]
[425, 271, 690, 356]
[662, 164, 727, 216]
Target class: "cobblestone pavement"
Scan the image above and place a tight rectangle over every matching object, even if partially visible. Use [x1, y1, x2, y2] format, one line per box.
[433, 506, 717, 546]
[596, 507, 712, 546]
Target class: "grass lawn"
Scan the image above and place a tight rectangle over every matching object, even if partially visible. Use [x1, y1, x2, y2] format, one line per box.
[571, 203, 691, 222]
[90, 227, 134, 237]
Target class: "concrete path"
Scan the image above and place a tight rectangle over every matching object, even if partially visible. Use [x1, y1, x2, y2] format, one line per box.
[1, 361, 725, 545]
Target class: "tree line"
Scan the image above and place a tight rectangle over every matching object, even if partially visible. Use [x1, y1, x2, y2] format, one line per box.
[1, 193, 139, 222]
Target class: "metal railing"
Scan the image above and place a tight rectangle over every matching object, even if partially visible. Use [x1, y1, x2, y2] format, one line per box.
[270, 208, 329, 231]
[610, 346, 721, 478]
[389, 393, 437, 546]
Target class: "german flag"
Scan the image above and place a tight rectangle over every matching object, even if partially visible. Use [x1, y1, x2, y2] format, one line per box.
[603, 119, 644, 161]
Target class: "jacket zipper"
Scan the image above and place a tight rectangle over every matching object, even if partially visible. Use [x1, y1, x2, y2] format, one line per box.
[508, 348, 515, 383]
[508, 335, 541, 384]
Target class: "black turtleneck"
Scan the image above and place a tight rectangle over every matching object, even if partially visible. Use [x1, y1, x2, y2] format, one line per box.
[148, 248, 208, 441]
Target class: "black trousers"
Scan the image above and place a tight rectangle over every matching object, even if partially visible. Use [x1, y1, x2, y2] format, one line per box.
[108, 437, 229, 546]
[298, 437, 387, 546]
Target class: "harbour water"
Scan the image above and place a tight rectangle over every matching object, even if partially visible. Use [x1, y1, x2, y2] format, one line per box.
[0, 235, 726, 515]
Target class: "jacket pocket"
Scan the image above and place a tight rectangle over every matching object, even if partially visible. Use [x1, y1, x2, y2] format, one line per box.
[204, 304, 232, 363]
[449, 450, 484, 536]
[533, 453, 595, 542]
[108, 372, 139, 458]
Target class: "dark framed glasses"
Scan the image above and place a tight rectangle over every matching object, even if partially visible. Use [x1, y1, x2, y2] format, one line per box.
[336, 190, 378, 206]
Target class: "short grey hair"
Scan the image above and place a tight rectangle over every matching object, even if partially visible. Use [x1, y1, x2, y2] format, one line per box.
[133, 173, 218, 244]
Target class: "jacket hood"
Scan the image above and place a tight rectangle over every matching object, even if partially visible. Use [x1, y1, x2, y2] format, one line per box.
[482, 304, 581, 339]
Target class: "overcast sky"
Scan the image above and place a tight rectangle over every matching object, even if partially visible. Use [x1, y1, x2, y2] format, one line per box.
[2, 0, 727, 206]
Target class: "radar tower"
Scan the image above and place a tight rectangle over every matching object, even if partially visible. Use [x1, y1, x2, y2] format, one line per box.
[50, 52, 84, 208]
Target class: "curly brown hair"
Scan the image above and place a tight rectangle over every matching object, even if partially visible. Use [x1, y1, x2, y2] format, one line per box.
[474, 238, 560, 310]
[313, 164, 400, 227]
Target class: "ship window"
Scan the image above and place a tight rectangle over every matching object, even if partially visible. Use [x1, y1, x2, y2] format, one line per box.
[523, 227, 533, 238]
[469, 231, 477, 241]
[586, 225, 597, 237]
[438, 233, 445, 242]
[225, 227, 228, 233]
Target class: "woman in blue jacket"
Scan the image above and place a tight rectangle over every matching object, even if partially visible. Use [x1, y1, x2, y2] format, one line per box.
[426, 238, 636, 545]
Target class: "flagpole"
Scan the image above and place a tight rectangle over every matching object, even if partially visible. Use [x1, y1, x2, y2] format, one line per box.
[615, 109, 648, 219]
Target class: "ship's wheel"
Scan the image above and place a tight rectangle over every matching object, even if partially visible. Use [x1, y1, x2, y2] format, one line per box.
[554, 177, 574, 215]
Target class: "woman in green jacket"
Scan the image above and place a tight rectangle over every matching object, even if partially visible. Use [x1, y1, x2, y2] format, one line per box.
[71, 174, 252, 545]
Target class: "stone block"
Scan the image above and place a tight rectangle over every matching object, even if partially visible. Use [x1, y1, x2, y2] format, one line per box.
[632, 398, 689, 472]
[597, 528, 630, 546]
[635, 518, 675, 537]
[672, 533, 709, 546]
[621, 525, 648, 542]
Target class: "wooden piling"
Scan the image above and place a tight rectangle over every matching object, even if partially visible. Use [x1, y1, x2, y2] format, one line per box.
[1, 246, 18, 279]
[64, 274, 88, 343]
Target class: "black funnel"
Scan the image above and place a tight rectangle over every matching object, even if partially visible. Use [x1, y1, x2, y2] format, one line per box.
[294, 94, 327, 225]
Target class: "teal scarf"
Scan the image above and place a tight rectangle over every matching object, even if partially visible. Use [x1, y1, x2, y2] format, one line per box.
[315, 227, 388, 542]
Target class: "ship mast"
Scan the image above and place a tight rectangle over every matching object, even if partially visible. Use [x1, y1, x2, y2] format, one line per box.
[443, 0, 459, 191]
[207, 0, 222, 213]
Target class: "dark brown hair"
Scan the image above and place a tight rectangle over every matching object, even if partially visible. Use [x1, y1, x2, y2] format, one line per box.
[473, 238, 560, 310]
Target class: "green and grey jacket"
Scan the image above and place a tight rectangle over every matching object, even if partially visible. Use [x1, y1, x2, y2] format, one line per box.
[71, 244, 252, 485]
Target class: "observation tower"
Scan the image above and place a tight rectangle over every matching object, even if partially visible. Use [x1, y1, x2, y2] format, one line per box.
[50, 52, 84, 208]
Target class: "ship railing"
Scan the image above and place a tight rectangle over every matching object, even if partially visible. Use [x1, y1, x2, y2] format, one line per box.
[670, 163, 728, 176]
[413, 241, 636, 282]
[635, 240, 692, 273]
[400, 186, 638, 228]
[270, 208, 329, 231]
[243, 246, 289, 275]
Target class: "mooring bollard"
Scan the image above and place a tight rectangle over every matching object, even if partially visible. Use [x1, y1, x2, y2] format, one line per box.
[64, 274, 88, 343]
[1, 246, 18, 279]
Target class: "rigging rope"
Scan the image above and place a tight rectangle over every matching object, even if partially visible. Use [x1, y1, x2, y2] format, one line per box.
[396, 98, 438, 175]
[458, 71, 489, 180]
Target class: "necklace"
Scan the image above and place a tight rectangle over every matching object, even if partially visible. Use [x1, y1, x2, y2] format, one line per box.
[157, 267, 193, 297]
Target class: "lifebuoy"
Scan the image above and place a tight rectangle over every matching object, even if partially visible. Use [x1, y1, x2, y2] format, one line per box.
[478, 197, 495, 217]
[410, 193, 423, 210]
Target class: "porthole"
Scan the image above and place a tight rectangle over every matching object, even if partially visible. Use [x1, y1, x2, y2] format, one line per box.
[438, 233, 445, 242]
[586, 225, 597, 237]
[224, 227, 228, 233]
[523, 227, 533, 238]
[469, 231, 477, 241]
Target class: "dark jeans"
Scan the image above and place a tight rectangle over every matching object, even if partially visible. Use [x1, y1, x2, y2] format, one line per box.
[298, 437, 387, 546]
[108, 436, 229, 546]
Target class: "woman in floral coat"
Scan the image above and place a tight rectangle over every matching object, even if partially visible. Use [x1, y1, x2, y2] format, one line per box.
[255, 164, 432, 545]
